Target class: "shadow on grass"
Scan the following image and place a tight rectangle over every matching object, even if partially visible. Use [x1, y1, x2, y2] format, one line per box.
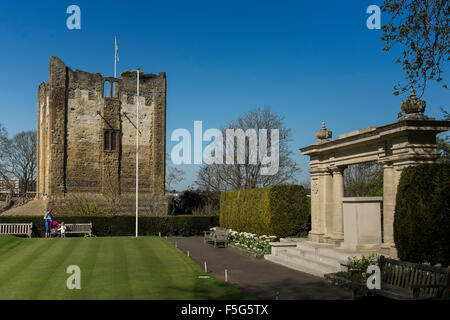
[162, 282, 252, 300]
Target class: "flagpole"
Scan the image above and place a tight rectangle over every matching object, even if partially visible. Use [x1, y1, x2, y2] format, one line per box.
[136, 68, 140, 238]
[114, 36, 117, 78]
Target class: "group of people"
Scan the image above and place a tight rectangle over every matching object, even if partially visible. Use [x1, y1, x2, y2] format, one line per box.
[43, 208, 67, 238]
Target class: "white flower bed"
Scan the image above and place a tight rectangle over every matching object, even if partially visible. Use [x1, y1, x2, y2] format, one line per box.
[211, 228, 278, 254]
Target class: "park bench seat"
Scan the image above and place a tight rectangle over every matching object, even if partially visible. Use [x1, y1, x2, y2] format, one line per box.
[65, 223, 92, 236]
[0, 223, 32, 238]
[204, 227, 228, 248]
[352, 256, 450, 300]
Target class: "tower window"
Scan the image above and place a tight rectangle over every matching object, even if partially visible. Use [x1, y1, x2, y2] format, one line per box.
[103, 81, 111, 98]
[104, 129, 119, 152]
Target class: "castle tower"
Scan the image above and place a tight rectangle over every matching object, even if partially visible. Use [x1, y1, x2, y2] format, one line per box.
[37, 57, 166, 213]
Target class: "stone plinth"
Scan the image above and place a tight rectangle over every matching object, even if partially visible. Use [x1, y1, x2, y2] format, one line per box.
[342, 197, 382, 250]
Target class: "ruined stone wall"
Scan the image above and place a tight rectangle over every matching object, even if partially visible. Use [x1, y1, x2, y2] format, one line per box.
[119, 72, 166, 196]
[66, 68, 104, 193]
[37, 82, 50, 199]
[37, 57, 166, 212]
[48, 57, 67, 197]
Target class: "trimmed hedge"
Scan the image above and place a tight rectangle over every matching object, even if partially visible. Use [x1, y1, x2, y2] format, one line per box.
[0, 215, 219, 238]
[394, 163, 450, 266]
[220, 185, 310, 237]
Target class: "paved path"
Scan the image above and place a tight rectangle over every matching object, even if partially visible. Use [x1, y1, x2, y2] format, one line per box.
[169, 236, 352, 300]
[0, 199, 45, 216]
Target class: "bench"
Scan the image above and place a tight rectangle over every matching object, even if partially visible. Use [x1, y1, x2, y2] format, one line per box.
[352, 256, 450, 300]
[0, 223, 32, 238]
[65, 223, 92, 237]
[204, 227, 228, 248]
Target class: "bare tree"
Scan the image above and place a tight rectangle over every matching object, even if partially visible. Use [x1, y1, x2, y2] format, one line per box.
[166, 167, 185, 192]
[6, 131, 37, 194]
[0, 123, 8, 167]
[165, 153, 185, 192]
[0, 123, 14, 194]
[196, 107, 299, 192]
[344, 162, 383, 197]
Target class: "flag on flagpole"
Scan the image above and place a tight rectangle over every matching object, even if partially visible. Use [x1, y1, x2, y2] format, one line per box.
[114, 36, 119, 78]
[115, 36, 119, 62]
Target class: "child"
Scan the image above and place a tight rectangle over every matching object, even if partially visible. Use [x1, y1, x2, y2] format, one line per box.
[50, 220, 59, 238]
[59, 222, 67, 238]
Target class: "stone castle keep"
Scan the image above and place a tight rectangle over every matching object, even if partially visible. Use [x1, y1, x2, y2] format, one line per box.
[37, 57, 166, 209]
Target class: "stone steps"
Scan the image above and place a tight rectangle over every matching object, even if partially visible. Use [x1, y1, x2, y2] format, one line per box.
[281, 249, 340, 275]
[264, 254, 331, 278]
[296, 242, 367, 264]
[291, 247, 345, 268]
[265, 240, 374, 278]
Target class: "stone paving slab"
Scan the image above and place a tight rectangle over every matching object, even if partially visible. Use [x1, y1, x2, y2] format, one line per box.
[169, 236, 352, 300]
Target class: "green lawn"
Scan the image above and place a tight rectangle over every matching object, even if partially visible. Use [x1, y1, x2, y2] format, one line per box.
[0, 235, 248, 300]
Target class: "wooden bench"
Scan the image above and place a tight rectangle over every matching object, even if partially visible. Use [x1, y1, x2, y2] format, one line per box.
[0, 223, 32, 238]
[204, 227, 228, 248]
[353, 256, 450, 300]
[65, 223, 92, 236]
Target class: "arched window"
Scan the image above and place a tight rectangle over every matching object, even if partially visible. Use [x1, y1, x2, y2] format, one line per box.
[104, 81, 111, 98]
[104, 129, 120, 152]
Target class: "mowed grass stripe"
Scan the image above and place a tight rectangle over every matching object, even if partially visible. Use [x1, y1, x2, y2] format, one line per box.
[71, 237, 103, 299]
[136, 237, 192, 299]
[35, 238, 100, 299]
[138, 238, 243, 300]
[0, 238, 76, 299]
[149, 238, 202, 299]
[111, 237, 134, 299]
[122, 237, 159, 299]
[82, 237, 118, 299]
[161, 239, 248, 300]
[26, 238, 83, 299]
[0, 237, 249, 300]
[0, 236, 26, 256]
[0, 239, 58, 295]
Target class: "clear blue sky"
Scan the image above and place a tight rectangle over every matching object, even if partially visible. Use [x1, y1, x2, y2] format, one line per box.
[0, 0, 448, 190]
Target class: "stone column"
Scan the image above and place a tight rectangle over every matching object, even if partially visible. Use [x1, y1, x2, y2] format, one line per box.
[323, 169, 334, 241]
[308, 169, 324, 242]
[381, 161, 403, 258]
[308, 168, 334, 243]
[330, 166, 345, 244]
[381, 162, 395, 249]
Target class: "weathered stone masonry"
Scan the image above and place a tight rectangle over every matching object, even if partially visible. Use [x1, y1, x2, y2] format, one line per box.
[37, 57, 166, 210]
